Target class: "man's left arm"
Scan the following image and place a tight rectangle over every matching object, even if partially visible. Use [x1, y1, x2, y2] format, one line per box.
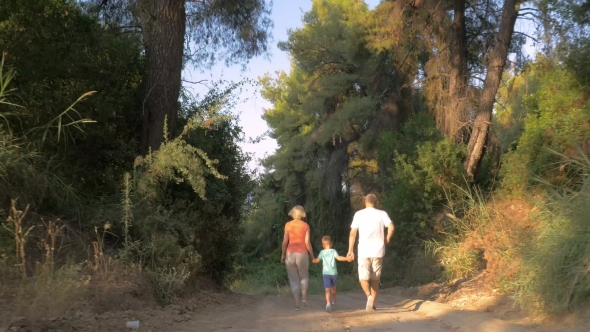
[384, 212, 395, 244]
[348, 228, 358, 259]
[386, 222, 395, 244]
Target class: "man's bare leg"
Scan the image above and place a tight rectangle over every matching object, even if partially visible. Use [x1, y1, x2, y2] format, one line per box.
[361, 280, 375, 312]
[360, 280, 371, 298]
[370, 279, 380, 307]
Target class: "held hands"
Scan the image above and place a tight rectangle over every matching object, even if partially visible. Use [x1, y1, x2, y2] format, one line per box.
[346, 251, 355, 262]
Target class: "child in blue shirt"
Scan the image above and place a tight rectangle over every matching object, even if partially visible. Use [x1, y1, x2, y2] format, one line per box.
[312, 236, 352, 312]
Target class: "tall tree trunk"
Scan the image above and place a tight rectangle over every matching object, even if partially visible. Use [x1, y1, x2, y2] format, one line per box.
[447, 0, 468, 141]
[464, 0, 520, 178]
[138, 0, 186, 153]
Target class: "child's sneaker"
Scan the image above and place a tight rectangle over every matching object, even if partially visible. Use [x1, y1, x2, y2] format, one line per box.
[326, 304, 332, 313]
[331, 301, 336, 305]
[302, 299, 309, 307]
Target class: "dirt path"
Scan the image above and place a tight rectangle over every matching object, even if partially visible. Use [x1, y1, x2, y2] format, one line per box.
[170, 290, 542, 332]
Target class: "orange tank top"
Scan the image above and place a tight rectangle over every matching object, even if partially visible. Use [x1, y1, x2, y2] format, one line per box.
[285, 220, 310, 254]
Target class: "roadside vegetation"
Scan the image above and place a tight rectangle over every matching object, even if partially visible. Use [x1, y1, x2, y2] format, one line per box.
[1, 1, 589, 329]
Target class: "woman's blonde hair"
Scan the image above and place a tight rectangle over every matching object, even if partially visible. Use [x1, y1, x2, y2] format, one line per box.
[288, 205, 306, 220]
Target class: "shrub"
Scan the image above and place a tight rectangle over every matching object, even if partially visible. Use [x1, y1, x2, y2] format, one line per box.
[378, 113, 466, 256]
[147, 267, 191, 304]
[500, 58, 590, 196]
[128, 89, 253, 285]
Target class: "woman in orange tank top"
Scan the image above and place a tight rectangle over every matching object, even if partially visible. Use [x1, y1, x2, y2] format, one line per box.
[281, 205, 314, 310]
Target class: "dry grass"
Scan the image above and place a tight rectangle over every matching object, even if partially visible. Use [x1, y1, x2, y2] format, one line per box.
[0, 203, 155, 328]
[427, 185, 540, 291]
[2, 200, 34, 279]
[0, 258, 155, 326]
[461, 199, 537, 287]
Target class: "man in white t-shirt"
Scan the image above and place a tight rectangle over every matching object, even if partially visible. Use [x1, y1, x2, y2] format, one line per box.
[346, 194, 394, 313]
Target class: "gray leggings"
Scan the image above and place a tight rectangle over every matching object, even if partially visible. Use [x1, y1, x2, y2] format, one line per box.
[285, 253, 309, 294]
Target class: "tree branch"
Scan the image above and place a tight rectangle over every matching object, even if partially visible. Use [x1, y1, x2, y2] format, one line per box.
[182, 79, 210, 89]
[513, 31, 539, 43]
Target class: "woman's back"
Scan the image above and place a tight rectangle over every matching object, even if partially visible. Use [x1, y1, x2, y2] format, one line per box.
[285, 219, 309, 253]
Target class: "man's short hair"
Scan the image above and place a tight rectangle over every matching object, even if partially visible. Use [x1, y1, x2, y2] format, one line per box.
[365, 193, 378, 205]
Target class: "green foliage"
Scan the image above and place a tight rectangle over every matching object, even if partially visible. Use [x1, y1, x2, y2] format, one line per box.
[240, 174, 287, 258]
[495, 65, 541, 153]
[142, 234, 202, 272]
[0, 0, 145, 201]
[0, 53, 98, 216]
[378, 113, 466, 254]
[500, 57, 590, 196]
[0, 58, 41, 210]
[185, 0, 273, 68]
[565, 37, 590, 90]
[514, 150, 590, 313]
[0, 0, 255, 293]
[134, 125, 226, 202]
[124, 83, 254, 285]
[252, 0, 387, 251]
[146, 267, 191, 304]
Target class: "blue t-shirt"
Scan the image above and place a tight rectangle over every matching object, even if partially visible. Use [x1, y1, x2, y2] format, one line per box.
[317, 249, 339, 275]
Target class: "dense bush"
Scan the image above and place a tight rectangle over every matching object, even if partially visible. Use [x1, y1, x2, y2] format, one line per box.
[0, 1, 255, 306]
[0, 0, 144, 204]
[378, 113, 466, 255]
[499, 58, 590, 196]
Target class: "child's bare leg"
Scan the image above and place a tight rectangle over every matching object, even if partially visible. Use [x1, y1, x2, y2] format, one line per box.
[324, 288, 331, 305]
[331, 286, 337, 304]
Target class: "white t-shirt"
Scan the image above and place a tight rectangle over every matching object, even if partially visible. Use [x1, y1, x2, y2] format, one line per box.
[351, 207, 393, 258]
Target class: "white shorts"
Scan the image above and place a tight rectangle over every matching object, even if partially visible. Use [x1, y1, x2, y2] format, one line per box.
[358, 257, 383, 281]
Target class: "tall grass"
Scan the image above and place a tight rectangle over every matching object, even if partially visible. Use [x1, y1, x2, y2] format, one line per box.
[425, 183, 491, 280]
[0, 53, 94, 216]
[514, 148, 590, 313]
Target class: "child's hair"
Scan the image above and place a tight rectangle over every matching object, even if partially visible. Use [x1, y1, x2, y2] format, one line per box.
[321, 236, 332, 246]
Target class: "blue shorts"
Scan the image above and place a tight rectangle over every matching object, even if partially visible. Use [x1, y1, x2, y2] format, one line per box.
[323, 275, 338, 289]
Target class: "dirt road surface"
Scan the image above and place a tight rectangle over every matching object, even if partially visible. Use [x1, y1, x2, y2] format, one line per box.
[171, 290, 547, 332]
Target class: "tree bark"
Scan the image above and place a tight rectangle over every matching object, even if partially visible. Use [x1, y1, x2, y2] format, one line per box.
[447, 0, 468, 141]
[464, 0, 520, 178]
[138, 0, 186, 153]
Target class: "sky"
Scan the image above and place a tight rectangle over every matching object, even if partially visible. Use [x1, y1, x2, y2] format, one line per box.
[182, 0, 539, 172]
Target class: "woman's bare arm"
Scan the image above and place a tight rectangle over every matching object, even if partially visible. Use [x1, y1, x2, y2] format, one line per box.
[305, 228, 315, 260]
[281, 228, 289, 263]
